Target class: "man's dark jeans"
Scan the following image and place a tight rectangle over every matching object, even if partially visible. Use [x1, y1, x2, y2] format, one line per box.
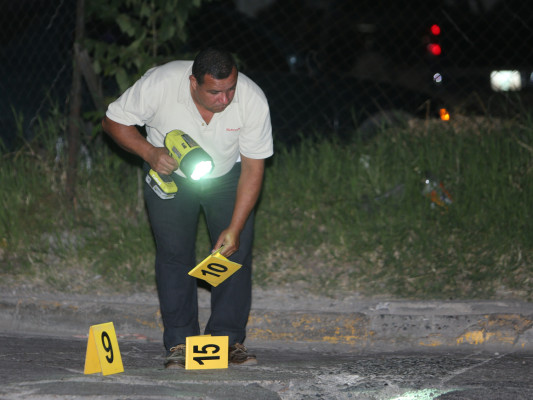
[144, 163, 254, 351]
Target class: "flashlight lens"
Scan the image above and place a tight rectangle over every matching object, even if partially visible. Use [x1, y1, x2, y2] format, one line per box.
[190, 161, 213, 180]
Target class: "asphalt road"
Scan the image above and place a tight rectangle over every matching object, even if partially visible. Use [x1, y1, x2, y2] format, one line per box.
[1, 333, 532, 400]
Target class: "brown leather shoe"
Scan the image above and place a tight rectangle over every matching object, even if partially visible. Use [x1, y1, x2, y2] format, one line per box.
[229, 343, 257, 366]
[164, 344, 186, 369]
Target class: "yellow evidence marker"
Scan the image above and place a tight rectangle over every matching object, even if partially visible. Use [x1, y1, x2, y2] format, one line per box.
[84, 322, 124, 376]
[188, 247, 242, 287]
[185, 335, 229, 370]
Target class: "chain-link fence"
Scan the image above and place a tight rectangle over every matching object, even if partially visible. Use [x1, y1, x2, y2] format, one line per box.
[0, 0, 75, 148]
[2, 0, 532, 147]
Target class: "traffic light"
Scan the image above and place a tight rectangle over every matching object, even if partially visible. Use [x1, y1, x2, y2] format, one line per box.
[426, 24, 441, 56]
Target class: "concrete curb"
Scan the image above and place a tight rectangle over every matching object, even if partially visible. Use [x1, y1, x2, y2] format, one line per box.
[1, 293, 532, 351]
[248, 310, 533, 350]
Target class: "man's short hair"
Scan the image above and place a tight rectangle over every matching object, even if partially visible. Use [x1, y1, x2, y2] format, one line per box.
[192, 48, 237, 85]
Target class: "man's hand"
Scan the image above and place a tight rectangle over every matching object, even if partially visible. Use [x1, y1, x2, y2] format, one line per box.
[213, 228, 240, 258]
[148, 147, 178, 175]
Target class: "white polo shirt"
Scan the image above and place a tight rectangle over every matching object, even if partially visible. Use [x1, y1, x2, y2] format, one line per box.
[106, 61, 273, 178]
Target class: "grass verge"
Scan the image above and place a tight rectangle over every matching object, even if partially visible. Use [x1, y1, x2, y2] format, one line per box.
[1, 115, 531, 300]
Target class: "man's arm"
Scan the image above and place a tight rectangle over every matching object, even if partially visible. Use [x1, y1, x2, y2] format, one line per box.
[214, 154, 265, 257]
[101, 116, 177, 174]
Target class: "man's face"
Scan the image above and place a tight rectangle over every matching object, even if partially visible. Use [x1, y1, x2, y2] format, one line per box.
[190, 67, 238, 114]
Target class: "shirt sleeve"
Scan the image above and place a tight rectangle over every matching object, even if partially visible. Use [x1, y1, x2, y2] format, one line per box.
[105, 67, 159, 127]
[238, 79, 274, 160]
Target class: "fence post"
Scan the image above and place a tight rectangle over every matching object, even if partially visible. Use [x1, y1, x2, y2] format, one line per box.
[66, 0, 85, 205]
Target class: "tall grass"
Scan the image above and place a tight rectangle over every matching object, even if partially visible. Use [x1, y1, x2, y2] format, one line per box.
[1, 115, 531, 299]
[255, 117, 532, 299]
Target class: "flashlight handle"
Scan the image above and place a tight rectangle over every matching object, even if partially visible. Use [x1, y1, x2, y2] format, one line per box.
[146, 168, 178, 199]
[155, 171, 174, 183]
[150, 169, 176, 187]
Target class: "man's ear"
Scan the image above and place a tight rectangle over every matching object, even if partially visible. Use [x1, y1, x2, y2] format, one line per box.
[189, 74, 197, 90]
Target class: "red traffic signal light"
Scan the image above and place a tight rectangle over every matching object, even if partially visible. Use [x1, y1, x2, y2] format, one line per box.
[430, 24, 441, 36]
[427, 43, 442, 56]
